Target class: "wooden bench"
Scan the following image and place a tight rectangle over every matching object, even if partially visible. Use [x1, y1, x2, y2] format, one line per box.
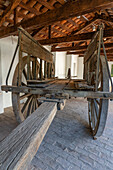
[0, 102, 59, 170]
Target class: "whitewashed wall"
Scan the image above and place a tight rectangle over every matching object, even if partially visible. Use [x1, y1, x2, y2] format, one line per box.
[0, 36, 18, 113]
[55, 52, 66, 78]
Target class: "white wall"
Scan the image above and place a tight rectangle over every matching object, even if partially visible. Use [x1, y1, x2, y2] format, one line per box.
[0, 36, 18, 113]
[55, 52, 66, 78]
[77, 57, 84, 79]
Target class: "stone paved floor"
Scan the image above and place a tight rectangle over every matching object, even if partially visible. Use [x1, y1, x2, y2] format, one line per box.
[0, 98, 113, 170]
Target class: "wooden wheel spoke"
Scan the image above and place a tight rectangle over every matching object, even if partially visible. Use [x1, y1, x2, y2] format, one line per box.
[37, 99, 39, 107]
[23, 68, 27, 81]
[29, 66, 33, 80]
[31, 98, 35, 113]
[21, 96, 32, 113]
[94, 99, 98, 119]
[34, 98, 37, 110]
[26, 97, 33, 117]
[91, 102, 95, 129]
[20, 94, 31, 100]
[21, 82, 27, 86]
[95, 98, 100, 106]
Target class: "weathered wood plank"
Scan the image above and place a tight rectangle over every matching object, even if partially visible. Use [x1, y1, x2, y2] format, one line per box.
[1, 85, 113, 99]
[19, 27, 53, 63]
[84, 31, 98, 62]
[0, 102, 57, 170]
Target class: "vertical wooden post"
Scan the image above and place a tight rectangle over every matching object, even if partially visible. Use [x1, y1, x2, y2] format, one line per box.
[32, 57, 37, 80]
[50, 63, 52, 78]
[14, 8, 17, 26]
[27, 55, 30, 80]
[44, 61, 47, 79]
[18, 32, 22, 86]
[47, 63, 50, 78]
[48, 25, 51, 39]
[39, 59, 42, 80]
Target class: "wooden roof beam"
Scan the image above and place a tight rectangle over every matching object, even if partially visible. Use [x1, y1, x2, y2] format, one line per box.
[0, 0, 22, 26]
[97, 14, 113, 24]
[0, 0, 113, 38]
[51, 43, 113, 52]
[67, 49, 113, 55]
[36, 0, 54, 10]
[39, 29, 113, 45]
[69, 16, 98, 35]
[19, 2, 41, 15]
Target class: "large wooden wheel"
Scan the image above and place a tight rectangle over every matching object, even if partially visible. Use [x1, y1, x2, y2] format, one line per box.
[88, 55, 109, 137]
[12, 56, 40, 123]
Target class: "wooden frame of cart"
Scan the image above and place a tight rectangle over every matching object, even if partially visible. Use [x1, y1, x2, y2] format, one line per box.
[2, 24, 113, 138]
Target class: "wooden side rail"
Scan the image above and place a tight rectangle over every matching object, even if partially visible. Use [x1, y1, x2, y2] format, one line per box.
[0, 102, 57, 170]
[18, 27, 53, 63]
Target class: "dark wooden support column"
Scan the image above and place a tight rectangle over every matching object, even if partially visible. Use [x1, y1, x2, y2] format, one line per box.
[50, 63, 52, 78]
[18, 32, 22, 86]
[44, 61, 47, 79]
[27, 55, 30, 80]
[47, 63, 50, 78]
[48, 25, 51, 39]
[14, 8, 17, 26]
[39, 59, 42, 80]
[32, 57, 37, 80]
[72, 42, 74, 47]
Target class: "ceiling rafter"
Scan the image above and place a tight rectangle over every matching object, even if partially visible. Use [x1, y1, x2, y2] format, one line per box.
[38, 29, 113, 45]
[51, 42, 113, 52]
[0, 0, 22, 26]
[36, 0, 54, 10]
[19, 1, 41, 15]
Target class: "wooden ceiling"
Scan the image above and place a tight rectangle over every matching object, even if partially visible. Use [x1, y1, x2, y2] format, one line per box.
[1, 0, 113, 61]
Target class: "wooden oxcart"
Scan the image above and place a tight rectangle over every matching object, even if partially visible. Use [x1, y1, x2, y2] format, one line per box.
[2, 25, 113, 138]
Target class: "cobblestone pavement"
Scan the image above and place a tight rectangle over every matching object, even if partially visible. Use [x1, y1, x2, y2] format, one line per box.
[28, 98, 113, 170]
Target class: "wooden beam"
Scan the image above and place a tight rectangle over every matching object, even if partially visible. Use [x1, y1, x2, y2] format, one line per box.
[36, 0, 54, 10]
[14, 8, 18, 25]
[31, 27, 44, 37]
[52, 43, 113, 52]
[39, 29, 113, 45]
[19, 27, 53, 63]
[67, 18, 79, 27]
[67, 51, 85, 55]
[0, 0, 113, 38]
[2, 85, 113, 99]
[48, 25, 51, 39]
[52, 45, 87, 52]
[67, 51, 113, 55]
[19, 2, 41, 15]
[97, 14, 113, 24]
[0, 0, 22, 26]
[70, 16, 98, 35]
[0, 102, 57, 170]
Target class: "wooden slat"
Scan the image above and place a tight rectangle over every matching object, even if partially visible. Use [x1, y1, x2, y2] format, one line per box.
[0, 102, 57, 170]
[19, 27, 53, 63]
[84, 31, 99, 62]
[0, 0, 113, 38]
